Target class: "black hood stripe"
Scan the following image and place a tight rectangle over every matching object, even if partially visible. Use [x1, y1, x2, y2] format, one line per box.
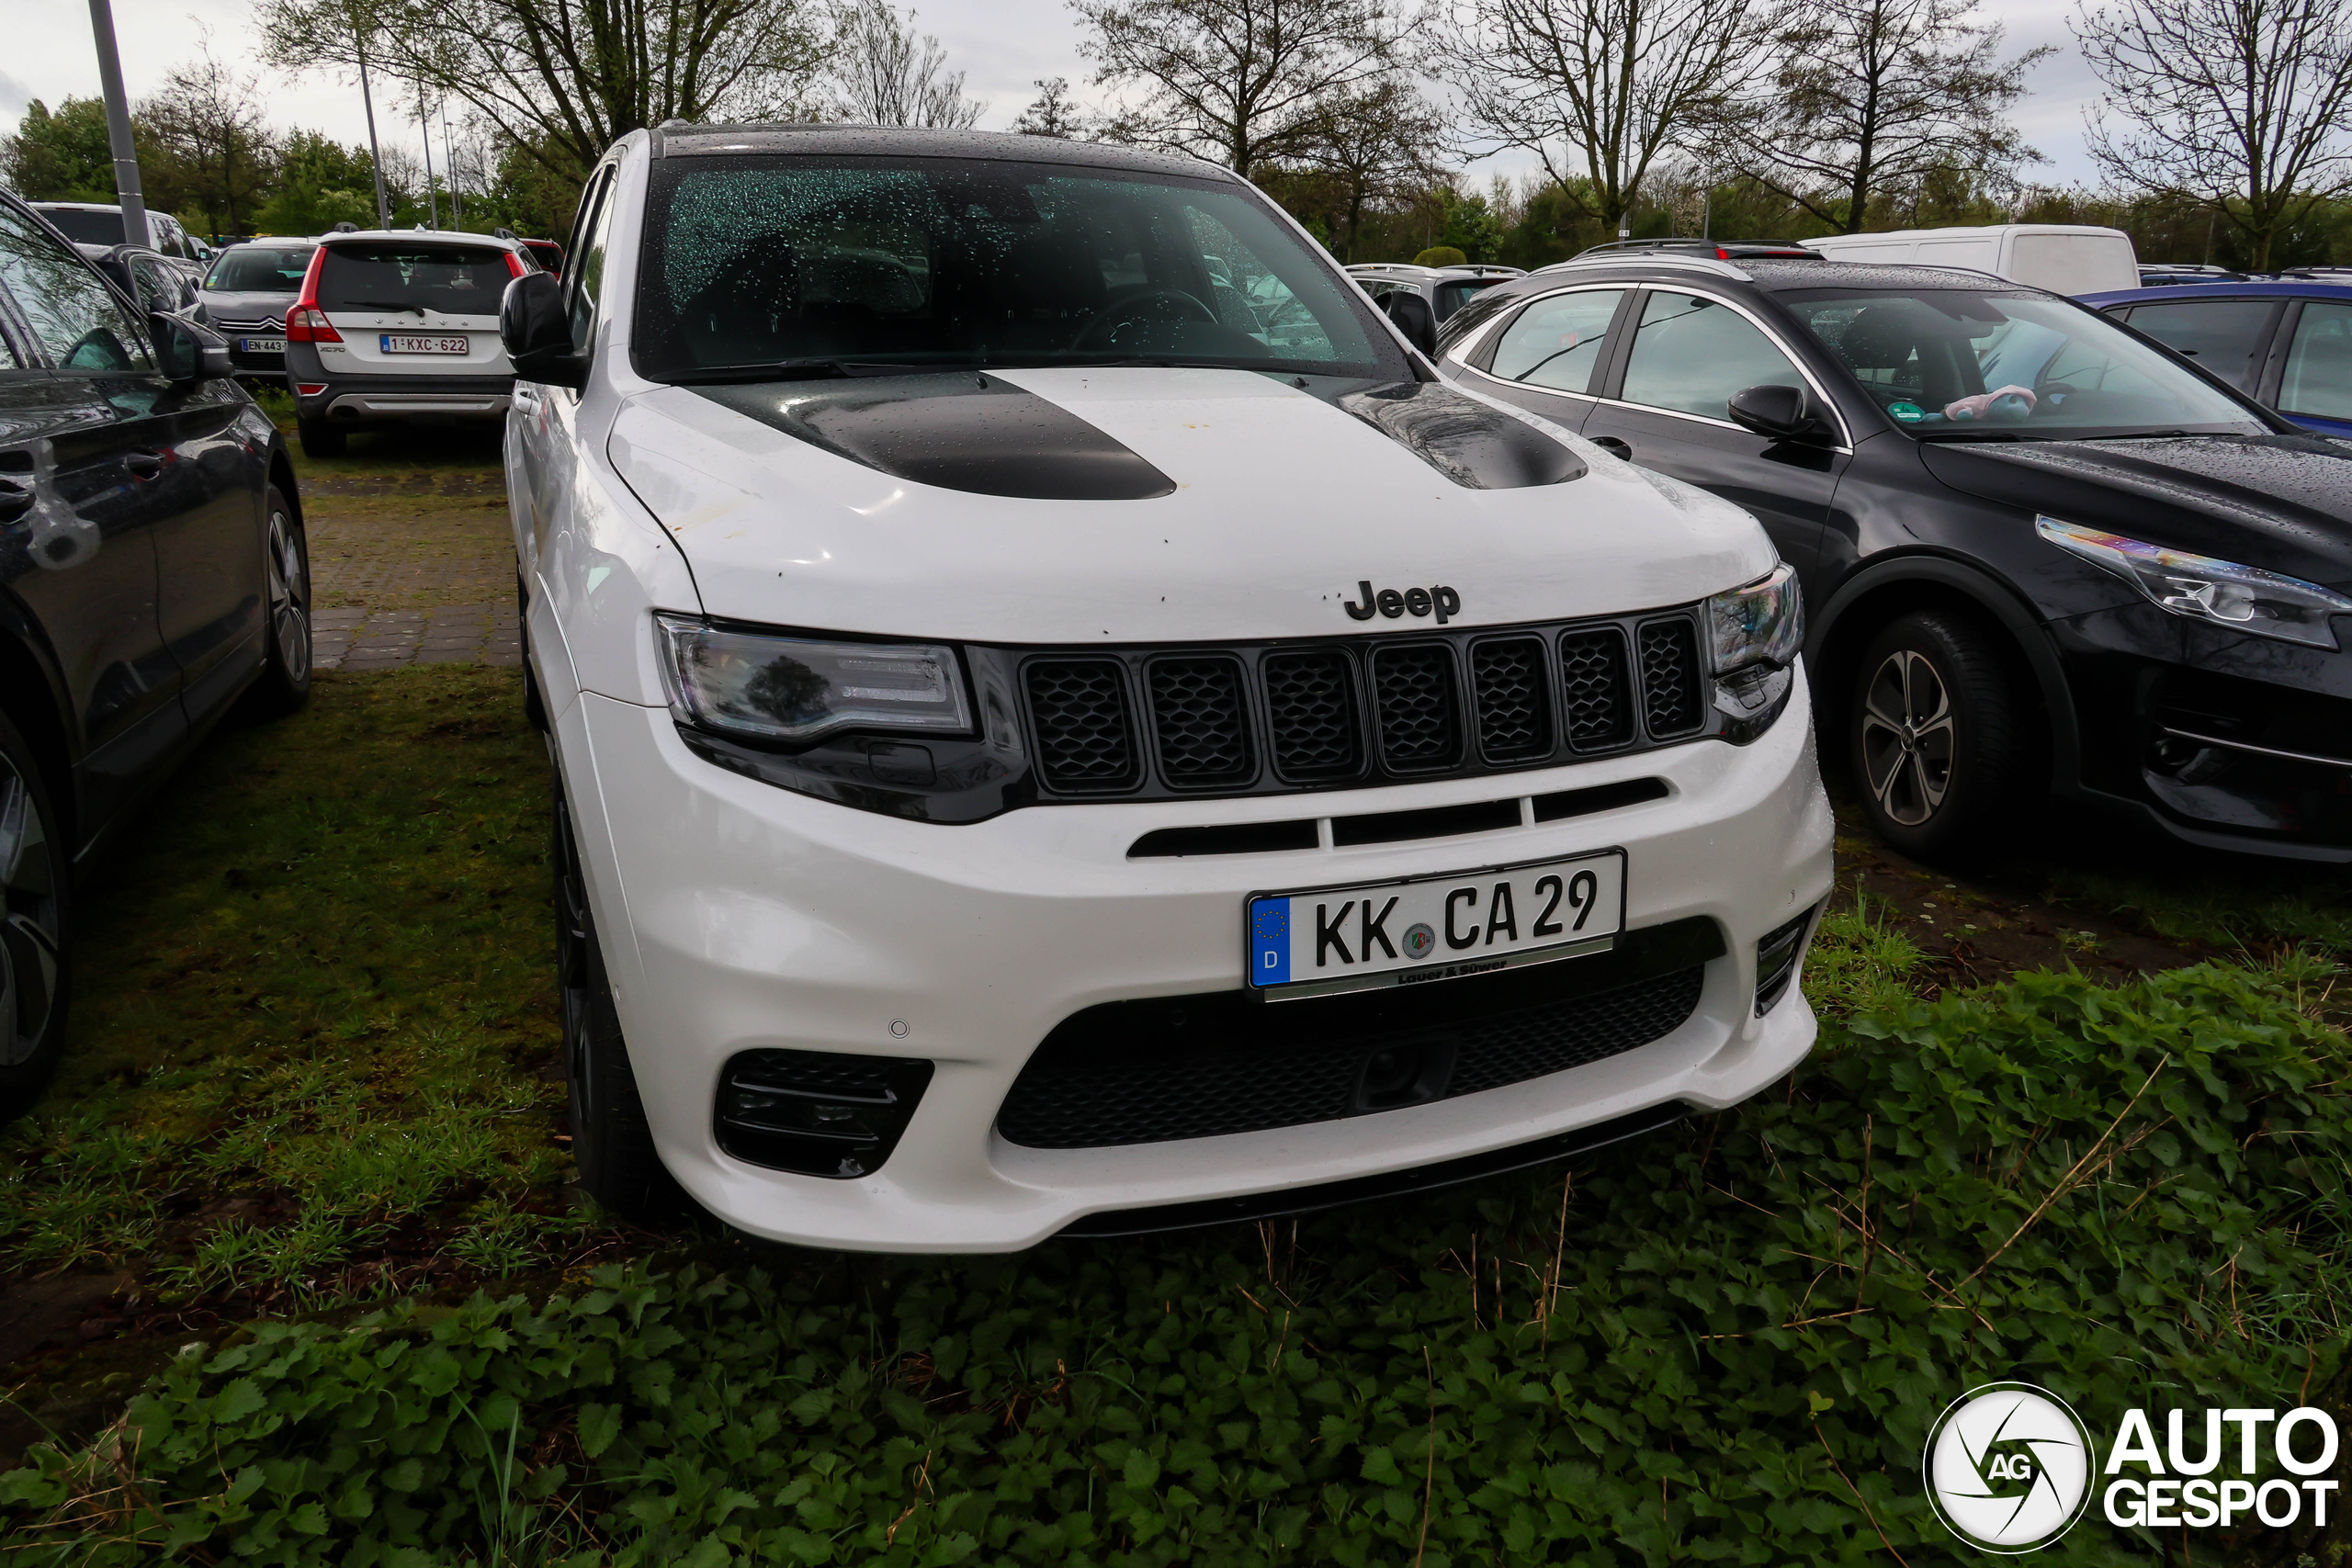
[694, 373, 1176, 501]
[1339, 380, 1586, 490]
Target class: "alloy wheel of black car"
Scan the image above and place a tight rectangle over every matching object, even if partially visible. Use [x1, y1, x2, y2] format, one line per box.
[0, 714, 69, 1113]
[553, 786, 680, 1221]
[254, 487, 313, 711]
[1847, 610, 2030, 863]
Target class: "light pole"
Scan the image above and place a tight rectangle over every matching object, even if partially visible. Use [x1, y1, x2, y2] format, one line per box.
[418, 85, 439, 229]
[85, 0, 149, 250]
[442, 101, 463, 227]
[355, 14, 390, 229]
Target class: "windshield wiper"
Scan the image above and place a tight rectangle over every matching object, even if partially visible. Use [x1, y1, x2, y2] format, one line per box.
[1914, 428, 2030, 442]
[2089, 430, 2191, 441]
[664, 358, 920, 385]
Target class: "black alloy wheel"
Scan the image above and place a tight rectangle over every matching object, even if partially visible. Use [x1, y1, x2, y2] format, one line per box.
[0, 712, 68, 1118]
[554, 785, 681, 1221]
[254, 486, 312, 712]
[1848, 609, 2031, 863]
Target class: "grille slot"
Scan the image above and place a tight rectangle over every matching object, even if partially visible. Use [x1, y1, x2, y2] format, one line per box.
[1148, 657, 1255, 786]
[998, 963, 1705, 1148]
[1261, 649, 1360, 780]
[1637, 619, 1704, 738]
[1559, 628, 1634, 750]
[1471, 637, 1550, 761]
[1025, 659, 1139, 792]
[1373, 644, 1460, 771]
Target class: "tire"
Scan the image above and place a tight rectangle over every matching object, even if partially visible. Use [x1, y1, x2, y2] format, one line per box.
[554, 785, 681, 1221]
[297, 418, 345, 458]
[0, 710, 70, 1122]
[250, 486, 312, 714]
[1847, 609, 2033, 863]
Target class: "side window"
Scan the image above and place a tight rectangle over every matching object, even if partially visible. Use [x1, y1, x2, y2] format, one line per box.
[130, 258, 175, 312]
[1619, 290, 1804, 421]
[566, 168, 617, 353]
[1487, 289, 1625, 394]
[2120, 299, 2274, 390]
[2279, 300, 2352, 418]
[0, 204, 154, 373]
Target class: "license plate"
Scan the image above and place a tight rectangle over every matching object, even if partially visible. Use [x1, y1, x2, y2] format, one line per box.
[1247, 849, 1626, 1001]
[380, 333, 469, 355]
[239, 337, 284, 354]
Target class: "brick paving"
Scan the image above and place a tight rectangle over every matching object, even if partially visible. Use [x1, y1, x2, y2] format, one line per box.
[301, 487, 522, 671]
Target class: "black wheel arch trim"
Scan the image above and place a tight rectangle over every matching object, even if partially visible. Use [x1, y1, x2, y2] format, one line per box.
[1806, 551, 2082, 794]
[0, 591, 83, 849]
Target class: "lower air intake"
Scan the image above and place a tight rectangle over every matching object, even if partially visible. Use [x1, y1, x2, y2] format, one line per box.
[717, 1050, 933, 1178]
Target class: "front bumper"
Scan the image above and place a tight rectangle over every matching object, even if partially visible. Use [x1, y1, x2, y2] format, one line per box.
[561, 676, 1834, 1252]
[2052, 603, 2352, 859]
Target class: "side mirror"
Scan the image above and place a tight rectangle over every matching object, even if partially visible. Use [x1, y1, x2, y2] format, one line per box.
[501, 272, 587, 389]
[1727, 382, 1828, 443]
[1380, 288, 1438, 356]
[150, 312, 230, 382]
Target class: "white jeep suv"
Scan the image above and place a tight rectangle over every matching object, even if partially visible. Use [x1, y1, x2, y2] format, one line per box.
[501, 124, 1834, 1252]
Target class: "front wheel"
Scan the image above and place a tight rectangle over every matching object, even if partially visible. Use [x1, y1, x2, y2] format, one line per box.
[1847, 609, 2033, 863]
[555, 787, 681, 1221]
[251, 487, 311, 713]
[0, 712, 69, 1121]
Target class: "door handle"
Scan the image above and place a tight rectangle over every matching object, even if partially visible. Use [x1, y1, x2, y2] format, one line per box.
[124, 450, 164, 479]
[1590, 436, 1633, 461]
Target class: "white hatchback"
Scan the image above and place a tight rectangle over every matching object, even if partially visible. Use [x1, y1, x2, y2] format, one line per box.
[499, 124, 1835, 1252]
[284, 229, 530, 457]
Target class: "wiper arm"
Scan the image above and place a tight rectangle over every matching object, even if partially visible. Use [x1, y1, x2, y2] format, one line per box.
[662, 358, 916, 385]
[1914, 428, 2028, 442]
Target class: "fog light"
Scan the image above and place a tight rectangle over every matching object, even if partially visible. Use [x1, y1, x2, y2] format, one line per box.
[1755, 907, 1817, 1016]
[716, 1049, 933, 1178]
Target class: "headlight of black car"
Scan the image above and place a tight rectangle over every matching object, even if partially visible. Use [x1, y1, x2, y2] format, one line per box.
[654, 615, 972, 744]
[1705, 562, 1804, 739]
[2038, 516, 2352, 651]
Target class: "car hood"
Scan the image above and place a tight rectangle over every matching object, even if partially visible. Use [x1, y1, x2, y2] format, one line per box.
[199, 290, 297, 315]
[1919, 432, 2352, 589]
[608, 367, 1775, 642]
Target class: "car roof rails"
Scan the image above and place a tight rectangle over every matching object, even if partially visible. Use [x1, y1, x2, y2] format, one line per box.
[1573, 237, 1821, 262]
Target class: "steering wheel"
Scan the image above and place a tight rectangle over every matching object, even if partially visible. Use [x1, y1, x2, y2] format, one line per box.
[1075, 288, 1218, 350]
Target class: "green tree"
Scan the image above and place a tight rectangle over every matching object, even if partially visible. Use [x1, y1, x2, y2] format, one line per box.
[254, 132, 382, 235]
[0, 98, 119, 202]
[139, 40, 279, 238]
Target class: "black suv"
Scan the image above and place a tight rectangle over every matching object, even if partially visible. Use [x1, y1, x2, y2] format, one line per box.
[0, 192, 313, 1111]
[1428, 252, 2352, 863]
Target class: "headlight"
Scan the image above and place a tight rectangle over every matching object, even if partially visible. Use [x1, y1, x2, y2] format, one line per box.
[653, 615, 972, 744]
[1704, 563, 1804, 733]
[2037, 516, 2352, 650]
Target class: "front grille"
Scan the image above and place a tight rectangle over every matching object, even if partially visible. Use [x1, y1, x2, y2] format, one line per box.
[1009, 606, 1716, 802]
[1148, 657, 1253, 786]
[1025, 660, 1138, 791]
[1560, 629, 1633, 750]
[1638, 620, 1704, 737]
[998, 961, 1706, 1149]
[213, 315, 284, 333]
[1374, 644, 1459, 770]
[1472, 637, 1549, 761]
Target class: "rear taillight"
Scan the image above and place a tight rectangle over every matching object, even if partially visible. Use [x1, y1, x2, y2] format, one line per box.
[286, 307, 341, 344]
[505, 250, 527, 277]
[286, 246, 341, 342]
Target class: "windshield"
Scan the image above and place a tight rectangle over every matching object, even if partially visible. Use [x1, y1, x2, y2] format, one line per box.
[35, 208, 125, 246]
[205, 245, 315, 293]
[317, 243, 511, 316]
[1782, 288, 2268, 438]
[636, 155, 1402, 382]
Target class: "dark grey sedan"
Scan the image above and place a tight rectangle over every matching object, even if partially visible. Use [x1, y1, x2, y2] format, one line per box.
[197, 242, 317, 381]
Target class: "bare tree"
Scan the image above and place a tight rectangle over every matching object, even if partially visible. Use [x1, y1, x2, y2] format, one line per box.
[256, 0, 826, 185]
[827, 0, 987, 127]
[2077, 0, 2352, 269]
[1429, 0, 1766, 231]
[1076, 0, 1405, 174]
[1293, 77, 1448, 258]
[140, 36, 277, 237]
[1012, 76, 1097, 137]
[1720, 0, 2050, 232]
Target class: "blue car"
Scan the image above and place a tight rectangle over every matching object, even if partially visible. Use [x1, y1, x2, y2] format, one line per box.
[2079, 278, 2352, 437]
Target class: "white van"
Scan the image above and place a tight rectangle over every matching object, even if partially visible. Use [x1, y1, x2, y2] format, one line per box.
[1804, 225, 2138, 297]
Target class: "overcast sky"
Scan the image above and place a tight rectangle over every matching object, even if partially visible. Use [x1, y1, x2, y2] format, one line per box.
[2, 0, 2098, 189]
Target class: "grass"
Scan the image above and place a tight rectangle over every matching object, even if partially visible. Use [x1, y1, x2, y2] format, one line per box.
[0, 668, 577, 1321]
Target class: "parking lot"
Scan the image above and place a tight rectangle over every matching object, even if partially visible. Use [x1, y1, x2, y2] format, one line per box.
[0, 420, 2346, 1563]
